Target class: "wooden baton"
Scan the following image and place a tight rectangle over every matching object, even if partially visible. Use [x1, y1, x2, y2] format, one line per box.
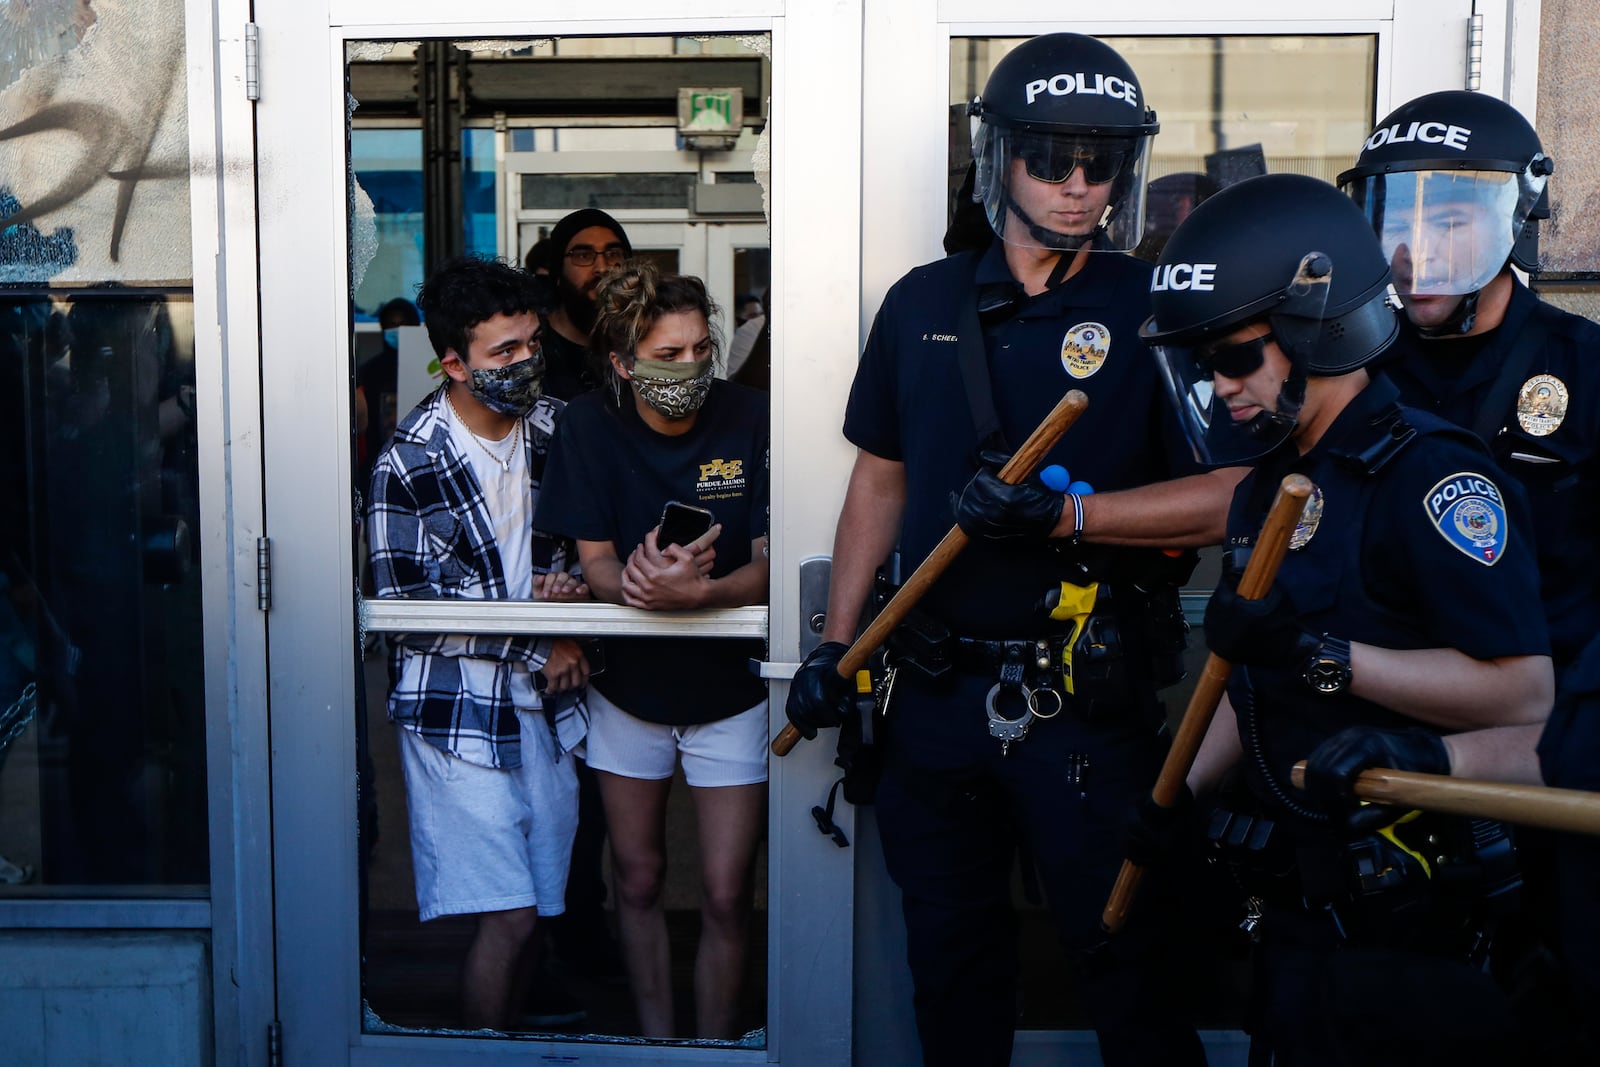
[1101, 473, 1315, 932]
[1289, 762, 1600, 838]
[771, 389, 1090, 757]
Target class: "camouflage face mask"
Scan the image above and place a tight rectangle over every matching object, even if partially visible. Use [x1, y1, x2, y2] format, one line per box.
[628, 356, 713, 419]
[467, 353, 545, 417]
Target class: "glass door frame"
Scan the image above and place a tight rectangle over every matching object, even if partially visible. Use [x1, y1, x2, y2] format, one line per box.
[251, 3, 861, 1065]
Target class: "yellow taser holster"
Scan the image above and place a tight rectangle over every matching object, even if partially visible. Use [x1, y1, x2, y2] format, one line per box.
[1048, 581, 1099, 695]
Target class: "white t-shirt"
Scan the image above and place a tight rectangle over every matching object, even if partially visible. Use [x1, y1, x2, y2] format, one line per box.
[446, 409, 540, 709]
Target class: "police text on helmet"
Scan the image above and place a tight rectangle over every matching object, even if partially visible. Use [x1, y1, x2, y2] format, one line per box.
[1363, 121, 1471, 153]
[1024, 72, 1139, 108]
[1151, 263, 1217, 293]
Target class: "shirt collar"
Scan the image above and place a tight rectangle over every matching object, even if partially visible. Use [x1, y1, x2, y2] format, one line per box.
[974, 239, 1122, 312]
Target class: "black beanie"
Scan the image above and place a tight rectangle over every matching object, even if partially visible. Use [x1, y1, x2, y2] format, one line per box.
[549, 208, 632, 259]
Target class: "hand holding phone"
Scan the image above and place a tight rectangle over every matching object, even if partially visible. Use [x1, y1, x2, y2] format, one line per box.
[657, 501, 715, 549]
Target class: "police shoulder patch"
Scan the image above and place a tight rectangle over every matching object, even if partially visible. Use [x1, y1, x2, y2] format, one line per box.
[1422, 471, 1507, 566]
[1061, 321, 1110, 380]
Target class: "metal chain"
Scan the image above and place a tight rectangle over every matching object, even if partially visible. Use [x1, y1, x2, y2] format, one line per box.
[0, 682, 38, 755]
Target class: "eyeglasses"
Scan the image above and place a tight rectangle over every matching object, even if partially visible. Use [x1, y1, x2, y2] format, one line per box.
[1196, 333, 1274, 380]
[1015, 136, 1129, 186]
[565, 246, 627, 267]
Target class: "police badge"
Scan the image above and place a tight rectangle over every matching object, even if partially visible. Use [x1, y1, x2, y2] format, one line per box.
[1061, 322, 1110, 379]
[1516, 373, 1568, 437]
[1288, 485, 1324, 550]
[1423, 472, 1508, 565]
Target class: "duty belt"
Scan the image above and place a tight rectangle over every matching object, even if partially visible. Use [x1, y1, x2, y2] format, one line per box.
[953, 636, 1066, 756]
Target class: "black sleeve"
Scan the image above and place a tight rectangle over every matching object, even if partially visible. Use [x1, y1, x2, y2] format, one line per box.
[1367, 440, 1550, 661]
[533, 402, 616, 543]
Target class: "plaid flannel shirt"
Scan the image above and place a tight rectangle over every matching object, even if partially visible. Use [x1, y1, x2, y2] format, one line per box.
[367, 386, 586, 769]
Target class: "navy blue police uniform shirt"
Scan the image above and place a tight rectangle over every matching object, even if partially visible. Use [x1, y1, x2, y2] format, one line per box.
[843, 240, 1197, 636]
[1223, 376, 1549, 812]
[535, 379, 769, 726]
[1385, 278, 1600, 672]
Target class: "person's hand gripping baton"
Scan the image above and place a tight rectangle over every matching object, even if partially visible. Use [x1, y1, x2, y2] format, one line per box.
[772, 390, 1090, 757]
[1101, 473, 1314, 932]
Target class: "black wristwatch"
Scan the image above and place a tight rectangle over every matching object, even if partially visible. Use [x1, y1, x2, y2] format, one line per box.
[1302, 635, 1353, 695]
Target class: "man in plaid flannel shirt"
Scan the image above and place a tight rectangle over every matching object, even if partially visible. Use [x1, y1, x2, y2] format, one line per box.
[368, 256, 592, 1030]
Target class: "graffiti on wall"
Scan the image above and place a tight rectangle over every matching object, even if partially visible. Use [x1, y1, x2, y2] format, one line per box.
[0, 0, 189, 283]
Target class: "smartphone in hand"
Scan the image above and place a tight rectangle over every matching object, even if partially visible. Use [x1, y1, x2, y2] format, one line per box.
[658, 501, 715, 548]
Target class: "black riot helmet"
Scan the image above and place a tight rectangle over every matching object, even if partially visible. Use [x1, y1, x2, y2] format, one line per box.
[969, 33, 1160, 254]
[1141, 173, 1399, 465]
[1338, 91, 1552, 333]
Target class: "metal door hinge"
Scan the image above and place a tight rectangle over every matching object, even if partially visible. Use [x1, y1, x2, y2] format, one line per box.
[267, 1019, 282, 1066]
[1466, 12, 1484, 91]
[257, 537, 272, 612]
[245, 23, 261, 101]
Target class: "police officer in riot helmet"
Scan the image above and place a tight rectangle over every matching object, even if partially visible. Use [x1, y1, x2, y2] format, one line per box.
[1339, 91, 1551, 340]
[1143, 172, 1553, 1066]
[787, 32, 1207, 1067]
[1328, 90, 1600, 1057]
[969, 33, 1160, 265]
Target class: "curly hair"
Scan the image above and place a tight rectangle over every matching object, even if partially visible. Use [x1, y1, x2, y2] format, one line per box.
[590, 262, 723, 401]
[414, 255, 554, 361]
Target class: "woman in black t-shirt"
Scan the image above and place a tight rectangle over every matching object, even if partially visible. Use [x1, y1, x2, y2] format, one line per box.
[535, 265, 769, 1040]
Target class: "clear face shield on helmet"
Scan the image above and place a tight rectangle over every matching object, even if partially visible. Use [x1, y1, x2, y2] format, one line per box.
[1150, 253, 1333, 466]
[1344, 163, 1548, 296]
[972, 123, 1153, 253]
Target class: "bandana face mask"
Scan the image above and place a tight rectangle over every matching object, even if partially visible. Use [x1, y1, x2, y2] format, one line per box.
[467, 354, 545, 417]
[628, 356, 713, 419]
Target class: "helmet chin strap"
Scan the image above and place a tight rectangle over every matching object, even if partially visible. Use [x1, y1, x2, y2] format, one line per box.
[1413, 289, 1480, 339]
[1243, 373, 1306, 445]
[1003, 192, 1092, 254]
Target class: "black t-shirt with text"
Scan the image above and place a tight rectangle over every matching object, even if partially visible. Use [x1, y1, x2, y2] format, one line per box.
[536, 379, 769, 725]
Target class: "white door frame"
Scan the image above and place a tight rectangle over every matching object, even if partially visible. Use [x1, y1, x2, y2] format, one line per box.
[250, 3, 858, 1065]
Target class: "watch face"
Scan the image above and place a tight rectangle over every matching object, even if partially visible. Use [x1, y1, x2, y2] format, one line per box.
[1306, 659, 1352, 694]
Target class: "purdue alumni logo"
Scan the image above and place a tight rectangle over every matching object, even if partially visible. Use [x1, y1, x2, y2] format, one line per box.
[697, 458, 747, 502]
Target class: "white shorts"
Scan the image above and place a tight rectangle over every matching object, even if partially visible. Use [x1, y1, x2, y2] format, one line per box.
[582, 685, 769, 788]
[396, 710, 579, 922]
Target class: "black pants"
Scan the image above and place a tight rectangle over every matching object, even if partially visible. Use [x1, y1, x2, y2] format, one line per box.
[874, 670, 1207, 1067]
[1248, 915, 1518, 1067]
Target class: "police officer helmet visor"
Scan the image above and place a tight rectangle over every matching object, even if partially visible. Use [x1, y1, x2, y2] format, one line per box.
[1148, 254, 1332, 467]
[1342, 163, 1548, 297]
[972, 125, 1153, 253]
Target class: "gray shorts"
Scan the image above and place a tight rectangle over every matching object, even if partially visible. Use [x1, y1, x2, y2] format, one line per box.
[396, 711, 578, 922]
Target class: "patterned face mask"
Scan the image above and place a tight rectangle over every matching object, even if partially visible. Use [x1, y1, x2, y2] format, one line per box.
[467, 353, 545, 417]
[628, 356, 713, 419]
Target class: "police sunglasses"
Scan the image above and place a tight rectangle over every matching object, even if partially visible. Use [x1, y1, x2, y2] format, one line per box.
[1015, 136, 1129, 186]
[1195, 333, 1274, 380]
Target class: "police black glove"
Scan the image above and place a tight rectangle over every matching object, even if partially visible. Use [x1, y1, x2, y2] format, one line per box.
[1123, 784, 1196, 868]
[1304, 726, 1450, 833]
[784, 641, 854, 741]
[952, 450, 1066, 542]
[1202, 576, 1322, 668]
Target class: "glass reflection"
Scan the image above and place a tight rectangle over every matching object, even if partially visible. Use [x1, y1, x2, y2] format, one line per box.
[0, 291, 206, 889]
